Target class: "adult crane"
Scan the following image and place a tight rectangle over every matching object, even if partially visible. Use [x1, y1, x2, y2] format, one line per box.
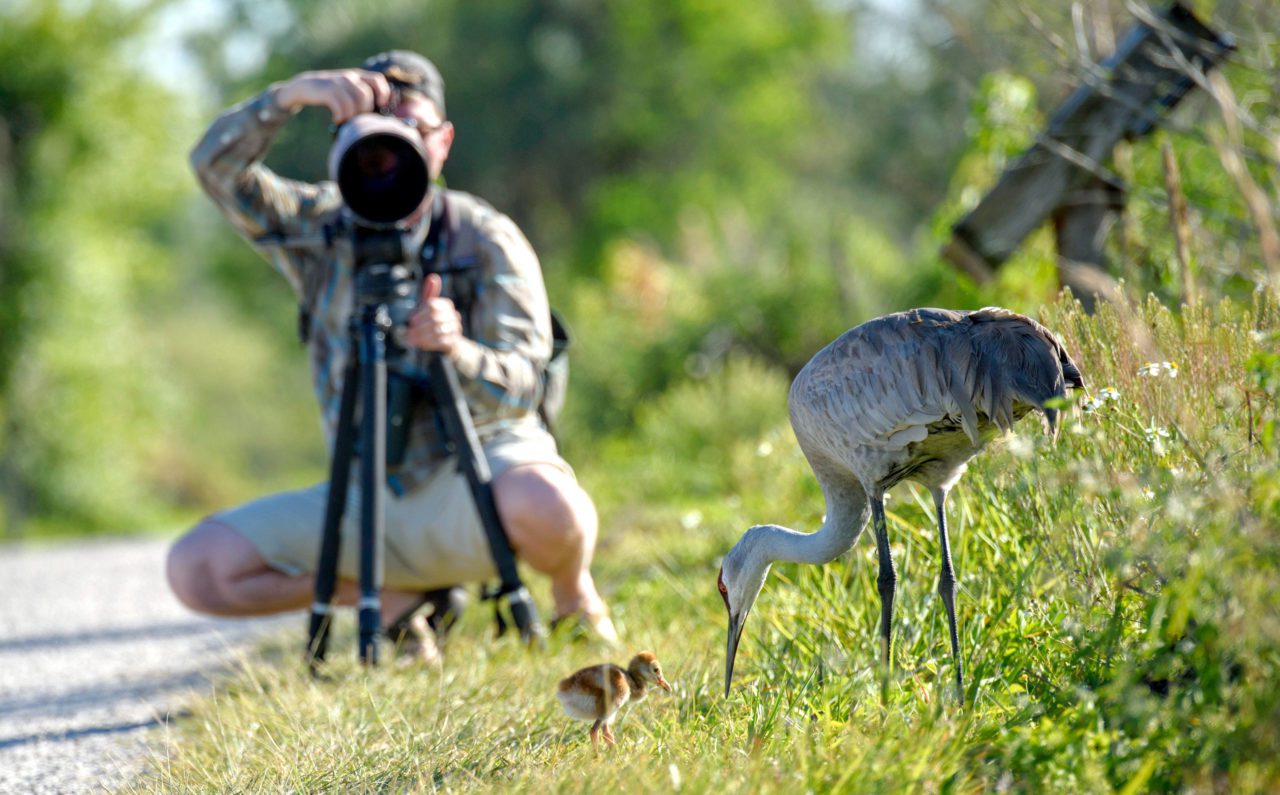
[718, 307, 1084, 705]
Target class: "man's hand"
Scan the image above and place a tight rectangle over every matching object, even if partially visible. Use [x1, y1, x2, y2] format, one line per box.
[406, 274, 464, 357]
[273, 69, 394, 124]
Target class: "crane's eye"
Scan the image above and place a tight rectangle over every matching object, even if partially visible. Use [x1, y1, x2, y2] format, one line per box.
[718, 581, 728, 595]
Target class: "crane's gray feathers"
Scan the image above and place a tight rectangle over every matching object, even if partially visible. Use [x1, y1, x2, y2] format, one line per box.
[963, 307, 1085, 435]
[788, 307, 1084, 491]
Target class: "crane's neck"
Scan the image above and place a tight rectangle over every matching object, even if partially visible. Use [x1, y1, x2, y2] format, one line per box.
[761, 486, 869, 565]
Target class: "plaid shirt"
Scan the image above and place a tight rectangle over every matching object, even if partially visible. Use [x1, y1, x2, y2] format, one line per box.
[190, 86, 552, 485]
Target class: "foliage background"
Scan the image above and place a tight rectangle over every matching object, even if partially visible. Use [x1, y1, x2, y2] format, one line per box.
[2, 0, 1278, 788]
[4, 0, 1274, 537]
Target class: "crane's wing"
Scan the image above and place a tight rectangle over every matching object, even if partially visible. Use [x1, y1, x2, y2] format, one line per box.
[789, 309, 968, 454]
[788, 308, 1085, 457]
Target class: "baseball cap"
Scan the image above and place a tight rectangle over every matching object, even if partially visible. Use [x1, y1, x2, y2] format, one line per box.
[362, 50, 446, 117]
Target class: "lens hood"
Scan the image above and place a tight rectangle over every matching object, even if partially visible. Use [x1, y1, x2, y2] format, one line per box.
[328, 113, 430, 227]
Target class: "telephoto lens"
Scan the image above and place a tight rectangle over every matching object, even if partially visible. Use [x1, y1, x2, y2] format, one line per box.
[328, 114, 431, 227]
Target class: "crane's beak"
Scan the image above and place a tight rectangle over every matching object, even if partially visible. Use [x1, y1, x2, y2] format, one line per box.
[657, 675, 673, 692]
[725, 611, 745, 697]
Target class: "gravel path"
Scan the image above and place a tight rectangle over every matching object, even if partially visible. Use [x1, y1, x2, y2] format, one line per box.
[0, 535, 295, 794]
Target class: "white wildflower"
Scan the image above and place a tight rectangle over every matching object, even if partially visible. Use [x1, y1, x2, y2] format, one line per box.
[1138, 361, 1178, 378]
[756, 440, 774, 457]
[1144, 424, 1170, 455]
[680, 510, 702, 530]
[1083, 386, 1121, 413]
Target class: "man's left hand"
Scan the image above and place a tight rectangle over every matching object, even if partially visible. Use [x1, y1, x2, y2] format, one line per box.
[406, 274, 464, 357]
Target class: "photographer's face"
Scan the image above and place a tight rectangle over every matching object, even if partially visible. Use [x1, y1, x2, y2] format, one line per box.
[394, 93, 454, 181]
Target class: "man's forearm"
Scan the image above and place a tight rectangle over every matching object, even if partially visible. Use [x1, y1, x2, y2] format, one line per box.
[188, 86, 297, 236]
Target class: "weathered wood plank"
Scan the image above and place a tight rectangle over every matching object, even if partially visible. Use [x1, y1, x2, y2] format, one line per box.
[944, 2, 1233, 277]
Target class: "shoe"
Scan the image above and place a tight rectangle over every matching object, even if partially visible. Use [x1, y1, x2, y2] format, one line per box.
[389, 613, 441, 666]
[551, 607, 620, 646]
[385, 586, 468, 664]
[423, 586, 469, 639]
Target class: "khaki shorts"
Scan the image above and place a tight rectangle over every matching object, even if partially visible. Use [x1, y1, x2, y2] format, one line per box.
[213, 420, 572, 591]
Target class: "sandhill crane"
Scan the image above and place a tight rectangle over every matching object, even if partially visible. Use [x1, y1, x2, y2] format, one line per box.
[718, 307, 1084, 705]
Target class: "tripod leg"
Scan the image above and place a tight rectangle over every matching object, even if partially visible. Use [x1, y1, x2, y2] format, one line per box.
[307, 353, 360, 675]
[357, 306, 388, 666]
[426, 354, 545, 647]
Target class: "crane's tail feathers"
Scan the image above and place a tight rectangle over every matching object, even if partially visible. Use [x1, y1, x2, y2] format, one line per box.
[966, 310, 1085, 439]
[1044, 405, 1061, 439]
[945, 371, 983, 446]
[1061, 357, 1085, 391]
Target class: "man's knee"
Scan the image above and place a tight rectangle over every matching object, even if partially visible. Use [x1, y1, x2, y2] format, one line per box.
[165, 519, 256, 614]
[493, 466, 596, 551]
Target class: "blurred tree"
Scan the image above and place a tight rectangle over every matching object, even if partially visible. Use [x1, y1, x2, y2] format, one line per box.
[0, 1, 197, 534]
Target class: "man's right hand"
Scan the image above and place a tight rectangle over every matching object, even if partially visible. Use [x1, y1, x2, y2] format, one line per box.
[273, 70, 395, 124]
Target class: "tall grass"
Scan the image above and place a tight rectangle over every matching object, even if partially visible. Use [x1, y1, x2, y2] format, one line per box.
[135, 293, 1280, 793]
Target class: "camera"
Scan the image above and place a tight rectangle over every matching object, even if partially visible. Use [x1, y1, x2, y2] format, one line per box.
[328, 112, 431, 228]
[327, 109, 436, 350]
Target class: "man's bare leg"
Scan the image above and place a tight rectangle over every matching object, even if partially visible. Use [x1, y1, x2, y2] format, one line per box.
[166, 520, 423, 624]
[493, 464, 613, 639]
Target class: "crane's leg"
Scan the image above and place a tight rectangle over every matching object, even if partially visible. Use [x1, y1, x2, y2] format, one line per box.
[933, 487, 964, 706]
[871, 494, 896, 702]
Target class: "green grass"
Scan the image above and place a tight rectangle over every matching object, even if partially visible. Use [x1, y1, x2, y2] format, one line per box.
[133, 294, 1280, 793]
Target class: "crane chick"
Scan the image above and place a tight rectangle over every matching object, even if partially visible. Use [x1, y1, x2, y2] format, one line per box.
[556, 651, 672, 746]
[719, 307, 1084, 705]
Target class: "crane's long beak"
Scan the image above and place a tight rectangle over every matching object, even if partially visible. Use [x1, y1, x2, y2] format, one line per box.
[725, 612, 745, 697]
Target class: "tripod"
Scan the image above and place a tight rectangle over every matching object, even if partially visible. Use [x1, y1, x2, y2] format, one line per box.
[305, 259, 544, 672]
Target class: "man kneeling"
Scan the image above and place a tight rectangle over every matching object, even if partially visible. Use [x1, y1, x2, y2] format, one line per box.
[166, 50, 615, 659]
